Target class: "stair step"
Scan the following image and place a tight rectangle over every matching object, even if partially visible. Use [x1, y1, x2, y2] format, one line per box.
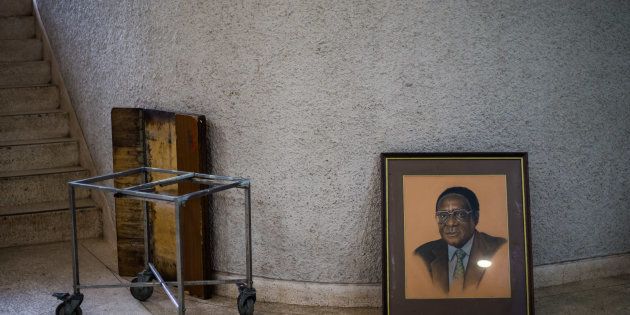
[0, 198, 94, 216]
[0, 16, 34, 39]
[0, 137, 76, 146]
[0, 61, 50, 86]
[0, 166, 91, 207]
[0, 39, 42, 62]
[0, 110, 69, 141]
[0, 138, 79, 172]
[0, 207, 102, 248]
[0, 86, 59, 113]
[0, 0, 32, 17]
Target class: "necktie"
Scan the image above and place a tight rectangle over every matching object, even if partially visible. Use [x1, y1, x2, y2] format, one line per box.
[452, 249, 467, 290]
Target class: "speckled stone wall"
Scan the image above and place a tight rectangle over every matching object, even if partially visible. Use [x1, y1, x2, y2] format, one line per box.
[37, 0, 630, 285]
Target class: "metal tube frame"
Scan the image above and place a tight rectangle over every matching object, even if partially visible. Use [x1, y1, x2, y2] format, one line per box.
[76, 278, 247, 289]
[66, 167, 253, 314]
[244, 182, 253, 288]
[142, 170, 151, 275]
[70, 186, 80, 295]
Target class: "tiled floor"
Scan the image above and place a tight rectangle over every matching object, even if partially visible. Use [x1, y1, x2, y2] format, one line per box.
[535, 273, 630, 314]
[0, 240, 148, 314]
[0, 239, 628, 314]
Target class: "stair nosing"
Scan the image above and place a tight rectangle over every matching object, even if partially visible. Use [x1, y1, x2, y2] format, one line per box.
[0, 84, 55, 90]
[0, 198, 96, 217]
[0, 206, 99, 217]
[0, 166, 87, 178]
[0, 13, 34, 18]
[0, 60, 48, 66]
[0, 16, 34, 20]
[0, 83, 52, 89]
[0, 109, 65, 117]
[0, 38, 40, 43]
[0, 137, 76, 147]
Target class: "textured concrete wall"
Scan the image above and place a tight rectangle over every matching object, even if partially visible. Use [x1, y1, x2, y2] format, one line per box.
[37, 0, 630, 286]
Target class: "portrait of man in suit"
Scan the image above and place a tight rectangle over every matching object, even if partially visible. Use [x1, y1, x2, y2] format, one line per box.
[413, 186, 507, 294]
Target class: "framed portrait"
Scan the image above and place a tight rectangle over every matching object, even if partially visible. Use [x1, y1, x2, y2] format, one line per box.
[381, 153, 533, 315]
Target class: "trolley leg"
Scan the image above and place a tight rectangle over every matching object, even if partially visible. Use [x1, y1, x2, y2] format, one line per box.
[143, 170, 151, 267]
[53, 185, 84, 314]
[69, 185, 80, 294]
[245, 185, 253, 289]
[175, 201, 185, 315]
[237, 183, 256, 315]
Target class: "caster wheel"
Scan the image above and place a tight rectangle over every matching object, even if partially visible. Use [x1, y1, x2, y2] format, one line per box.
[237, 284, 256, 315]
[55, 303, 82, 315]
[53, 292, 83, 315]
[238, 297, 255, 315]
[130, 277, 154, 301]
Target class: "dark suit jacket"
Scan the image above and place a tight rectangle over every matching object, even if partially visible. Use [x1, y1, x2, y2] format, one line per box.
[414, 230, 506, 293]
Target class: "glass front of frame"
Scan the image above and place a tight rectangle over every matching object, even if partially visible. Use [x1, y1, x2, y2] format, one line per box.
[404, 175, 511, 299]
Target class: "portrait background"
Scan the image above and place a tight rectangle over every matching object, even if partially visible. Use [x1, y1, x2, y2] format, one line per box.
[403, 175, 511, 299]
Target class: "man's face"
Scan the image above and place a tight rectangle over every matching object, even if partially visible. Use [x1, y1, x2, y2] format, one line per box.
[436, 194, 476, 248]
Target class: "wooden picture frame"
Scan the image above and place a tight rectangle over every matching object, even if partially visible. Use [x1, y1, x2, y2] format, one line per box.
[381, 153, 533, 315]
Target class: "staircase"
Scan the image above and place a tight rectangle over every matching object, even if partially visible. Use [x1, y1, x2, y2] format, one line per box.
[0, 0, 101, 247]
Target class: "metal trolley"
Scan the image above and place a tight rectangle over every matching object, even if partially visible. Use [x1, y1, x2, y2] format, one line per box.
[54, 167, 256, 315]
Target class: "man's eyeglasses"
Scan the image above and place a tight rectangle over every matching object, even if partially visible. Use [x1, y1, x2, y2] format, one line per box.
[435, 209, 473, 224]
